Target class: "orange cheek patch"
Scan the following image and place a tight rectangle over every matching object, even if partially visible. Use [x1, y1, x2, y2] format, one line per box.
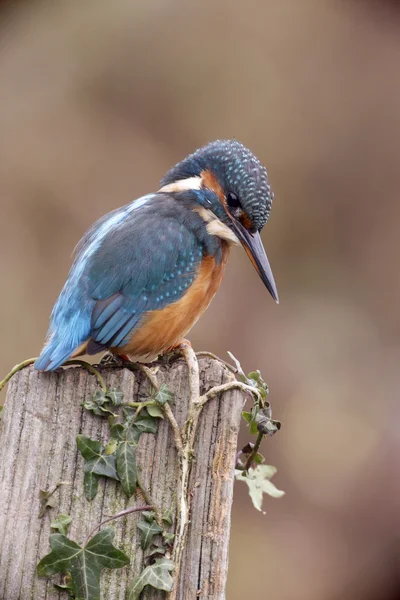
[201, 169, 226, 205]
[240, 213, 254, 231]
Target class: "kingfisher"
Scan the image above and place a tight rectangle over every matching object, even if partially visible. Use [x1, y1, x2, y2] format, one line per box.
[35, 140, 278, 372]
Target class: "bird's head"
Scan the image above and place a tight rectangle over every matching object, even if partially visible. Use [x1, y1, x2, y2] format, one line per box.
[160, 139, 279, 303]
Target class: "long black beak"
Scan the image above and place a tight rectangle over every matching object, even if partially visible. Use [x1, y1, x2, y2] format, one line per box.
[232, 221, 279, 303]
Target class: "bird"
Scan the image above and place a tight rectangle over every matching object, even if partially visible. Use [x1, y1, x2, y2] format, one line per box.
[35, 139, 278, 372]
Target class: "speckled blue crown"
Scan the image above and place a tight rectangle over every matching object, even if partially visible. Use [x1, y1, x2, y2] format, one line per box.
[162, 139, 274, 231]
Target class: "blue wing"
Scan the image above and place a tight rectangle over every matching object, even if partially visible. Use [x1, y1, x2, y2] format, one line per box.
[35, 194, 205, 371]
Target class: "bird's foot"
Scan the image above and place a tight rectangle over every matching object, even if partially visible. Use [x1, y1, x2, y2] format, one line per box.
[99, 352, 132, 367]
[167, 338, 192, 352]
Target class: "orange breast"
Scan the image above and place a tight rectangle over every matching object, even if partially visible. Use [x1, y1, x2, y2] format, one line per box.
[115, 244, 230, 361]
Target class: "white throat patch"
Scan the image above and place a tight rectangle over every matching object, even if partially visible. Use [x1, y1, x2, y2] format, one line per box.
[193, 207, 240, 245]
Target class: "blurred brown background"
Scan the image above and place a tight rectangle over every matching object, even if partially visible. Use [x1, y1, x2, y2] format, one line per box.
[1, 1, 400, 598]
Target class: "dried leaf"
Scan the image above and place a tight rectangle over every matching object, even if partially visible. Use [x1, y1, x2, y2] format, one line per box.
[235, 465, 284, 513]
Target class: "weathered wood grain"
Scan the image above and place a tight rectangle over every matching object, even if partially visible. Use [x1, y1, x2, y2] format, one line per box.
[0, 357, 244, 600]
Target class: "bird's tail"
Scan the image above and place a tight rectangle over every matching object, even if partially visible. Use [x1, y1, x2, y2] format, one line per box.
[34, 337, 77, 372]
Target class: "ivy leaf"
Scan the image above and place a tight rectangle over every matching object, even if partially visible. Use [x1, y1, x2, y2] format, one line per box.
[76, 436, 102, 461]
[146, 405, 164, 419]
[53, 581, 75, 595]
[162, 509, 174, 526]
[146, 545, 166, 557]
[134, 414, 158, 434]
[105, 388, 123, 406]
[154, 384, 174, 405]
[242, 409, 260, 435]
[137, 519, 163, 550]
[162, 532, 175, 545]
[126, 557, 174, 600]
[77, 435, 118, 480]
[142, 511, 156, 523]
[109, 424, 125, 441]
[249, 421, 259, 435]
[84, 454, 118, 480]
[37, 529, 130, 600]
[116, 442, 137, 496]
[51, 514, 72, 536]
[84, 472, 99, 501]
[235, 465, 285, 513]
[38, 489, 58, 518]
[83, 390, 118, 417]
[253, 452, 265, 465]
[242, 411, 252, 424]
[105, 438, 119, 456]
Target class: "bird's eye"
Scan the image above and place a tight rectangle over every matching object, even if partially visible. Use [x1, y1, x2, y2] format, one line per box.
[227, 192, 241, 209]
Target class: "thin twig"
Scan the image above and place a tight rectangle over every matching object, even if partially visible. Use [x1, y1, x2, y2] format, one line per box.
[136, 364, 184, 456]
[124, 400, 157, 409]
[163, 404, 184, 457]
[136, 474, 163, 526]
[64, 360, 107, 392]
[83, 505, 152, 546]
[243, 432, 263, 472]
[199, 380, 262, 407]
[180, 344, 200, 407]
[0, 358, 37, 392]
[195, 351, 237, 374]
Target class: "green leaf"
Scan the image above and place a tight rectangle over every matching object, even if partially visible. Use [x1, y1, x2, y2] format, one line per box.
[53, 582, 74, 595]
[137, 519, 163, 550]
[76, 436, 103, 461]
[162, 509, 174, 526]
[37, 529, 130, 600]
[84, 454, 118, 480]
[77, 435, 118, 480]
[51, 514, 72, 536]
[146, 545, 166, 557]
[116, 442, 137, 496]
[162, 532, 175, 545]
[105, 438, 119, 456]
[126, 557, 174, 600]
[134, 415, 158, 434]
[247, 371, 261, 382]
[142, 511, 156, 523]
[242, 411, 252, 424]
[253, 452, 265, 465]
[249, 421, 259, 436]
[84, 472, 99, 501]
[235, 465, 285, 513]
[105, 388, 123, 406]
[146, 405, 164, 419]
[83, 390, 118, 417]
[154, 384, 174, 405]
[125, 427, 142, 444]
[109, 424, 125, 441]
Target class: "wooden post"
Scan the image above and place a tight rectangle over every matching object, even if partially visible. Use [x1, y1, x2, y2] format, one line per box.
[0, 356, 245, 600]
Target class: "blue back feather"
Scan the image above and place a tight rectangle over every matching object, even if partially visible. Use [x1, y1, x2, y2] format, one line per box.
[35, 193, 221, 371]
